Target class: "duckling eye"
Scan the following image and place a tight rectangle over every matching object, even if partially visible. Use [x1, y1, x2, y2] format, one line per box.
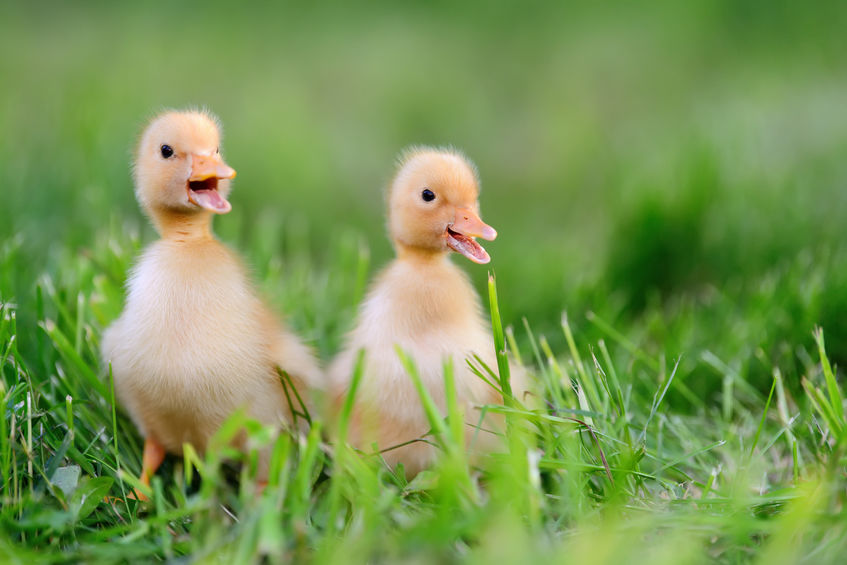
[421, 189, 435, 202]
[160, 144, 174, 159]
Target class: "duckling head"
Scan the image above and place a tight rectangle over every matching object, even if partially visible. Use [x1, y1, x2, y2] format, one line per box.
[133, 110, 236, 229]
[388, 147, 497, 264]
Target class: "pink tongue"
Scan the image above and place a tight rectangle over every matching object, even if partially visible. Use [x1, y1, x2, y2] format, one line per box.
[191, 189, 231, 214]
[447, 232, 491, 264]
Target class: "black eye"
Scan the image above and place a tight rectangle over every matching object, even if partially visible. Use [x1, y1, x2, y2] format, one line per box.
[421, 189, 435, 202]
[160, 144, 174, 158]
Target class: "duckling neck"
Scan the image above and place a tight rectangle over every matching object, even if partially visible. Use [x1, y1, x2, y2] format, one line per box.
[394, 244, 449, 266]
[151, 208, 215, 241]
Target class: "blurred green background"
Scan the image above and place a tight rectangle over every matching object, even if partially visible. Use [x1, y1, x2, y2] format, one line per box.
[2, 1, 846, 396]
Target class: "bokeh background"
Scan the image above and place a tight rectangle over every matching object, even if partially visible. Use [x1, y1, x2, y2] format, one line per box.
[2, 1, 846, 400]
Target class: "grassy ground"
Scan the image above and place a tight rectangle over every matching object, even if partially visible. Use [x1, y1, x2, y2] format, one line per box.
[2, 1, 847, 563]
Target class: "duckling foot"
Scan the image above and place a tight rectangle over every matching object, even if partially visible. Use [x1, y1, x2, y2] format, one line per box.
[103, 438, 166, 504]
[134, 437, 166, 501]
[104, 490, 147, 505]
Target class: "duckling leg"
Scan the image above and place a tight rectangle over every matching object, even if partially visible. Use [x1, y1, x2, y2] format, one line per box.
[131, 437, 166, 501]
[141, 437, 166, 485]
[109, 438, 166, 503]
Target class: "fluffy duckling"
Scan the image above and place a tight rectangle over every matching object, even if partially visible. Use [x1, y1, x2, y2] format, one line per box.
[328, 147, 529, 475]
[101, 110, 321, 492]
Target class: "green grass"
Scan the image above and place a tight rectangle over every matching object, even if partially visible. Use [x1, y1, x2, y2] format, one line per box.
[3, 1, 847, 563]
[2, 225, 846, 563]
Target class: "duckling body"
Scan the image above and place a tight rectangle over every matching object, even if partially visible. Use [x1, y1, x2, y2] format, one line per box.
[101, 110, 319, 488]
[103, 235, 315, 456]
[330, 255, 503, 473]
[329, 147, 528, 475]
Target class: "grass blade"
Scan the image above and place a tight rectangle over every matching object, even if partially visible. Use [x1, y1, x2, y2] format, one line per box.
[487, 273, 513, 404]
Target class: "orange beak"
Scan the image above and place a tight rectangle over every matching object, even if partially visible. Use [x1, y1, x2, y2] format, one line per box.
[452, 208, 497, 241]
[446, 207, 497, 264]
[189, 154, 236, 182]
[187, 154, 236, 214]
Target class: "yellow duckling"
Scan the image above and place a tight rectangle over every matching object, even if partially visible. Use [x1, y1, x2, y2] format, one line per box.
[101, 110, 320, 492]
[329, 146, 529, 475]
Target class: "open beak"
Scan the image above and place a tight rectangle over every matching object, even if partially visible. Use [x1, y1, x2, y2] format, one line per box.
[186, 154, 236, 214]
[446, 207, 497, 264]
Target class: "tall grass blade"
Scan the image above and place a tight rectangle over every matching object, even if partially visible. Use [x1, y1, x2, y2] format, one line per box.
[813, 327, 844, 432]
[487, 273, 513, 404]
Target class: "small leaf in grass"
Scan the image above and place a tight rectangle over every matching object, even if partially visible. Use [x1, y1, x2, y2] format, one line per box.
[71, 476, 114, 520]
[403, 470, 439, 493]
[50, 465, 81, 497]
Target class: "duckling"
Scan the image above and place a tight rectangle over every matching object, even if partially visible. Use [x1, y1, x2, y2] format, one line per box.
[101, 110, 321, 493]
[328, 146, 529, 475]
